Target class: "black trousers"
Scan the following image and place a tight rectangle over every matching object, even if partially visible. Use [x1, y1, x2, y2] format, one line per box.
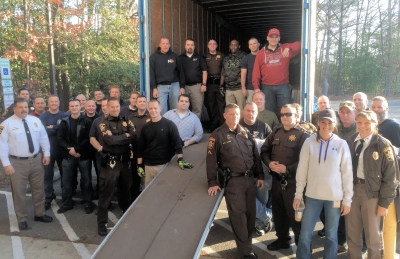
[206, 84, 225, 130]
[225, 176, 256, 256]
[271, 177, 301, 245]
[97, 160, 132, 224]
[129, 156, 141, 203]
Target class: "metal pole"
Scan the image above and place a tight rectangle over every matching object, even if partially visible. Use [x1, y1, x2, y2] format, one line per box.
[46, 1, 57, 94]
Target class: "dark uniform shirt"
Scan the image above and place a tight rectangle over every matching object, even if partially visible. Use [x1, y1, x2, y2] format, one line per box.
[98, 115, 135, 155]
[206, 123, 263, 187]
[205, 51, 225, 77]
[179, 53, 207, 85]
[221, 50, 246, 90]
[260, 124, 310, 178]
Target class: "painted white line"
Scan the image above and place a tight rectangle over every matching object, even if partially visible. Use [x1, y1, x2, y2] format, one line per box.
[213, 219, 292, 259]
[51, 203, 80, 242]
[201, 246, 222, 257]
[4, 192, 19, 233]
[11, 236, 25, 259]
[73, 243, 92, 259]
[92, 200, 119, 225]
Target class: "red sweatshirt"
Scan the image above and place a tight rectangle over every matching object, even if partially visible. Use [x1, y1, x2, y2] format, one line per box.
[252, 41, 301, 89]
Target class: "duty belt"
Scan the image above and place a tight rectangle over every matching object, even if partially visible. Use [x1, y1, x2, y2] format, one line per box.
[207, 76, 220, 85]
[231, 170, 253, 177]
[356, 178, 365, 184]
[10, 153, 38, 160]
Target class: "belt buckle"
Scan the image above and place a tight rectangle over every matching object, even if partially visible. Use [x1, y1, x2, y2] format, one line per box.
[28, 156, 34, 160]
[244, 170, 251, 176]
[357, 178, 363, 184]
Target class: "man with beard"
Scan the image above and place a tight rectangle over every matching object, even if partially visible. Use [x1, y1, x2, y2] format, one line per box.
[221, 39, 246, 111]
[179, 39, 208, 118]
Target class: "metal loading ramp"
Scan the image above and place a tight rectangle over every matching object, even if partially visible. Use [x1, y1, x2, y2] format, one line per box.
[92, 135, 224, 259]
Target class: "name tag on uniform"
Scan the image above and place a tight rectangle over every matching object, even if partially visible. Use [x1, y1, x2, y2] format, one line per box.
[333, 201, 340, 208]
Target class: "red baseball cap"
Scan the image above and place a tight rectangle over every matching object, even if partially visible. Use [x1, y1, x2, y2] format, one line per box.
[268, 28, 280, 36]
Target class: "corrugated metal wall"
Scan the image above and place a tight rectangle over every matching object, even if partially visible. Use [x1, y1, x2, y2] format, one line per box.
[149, 0, 246, 56]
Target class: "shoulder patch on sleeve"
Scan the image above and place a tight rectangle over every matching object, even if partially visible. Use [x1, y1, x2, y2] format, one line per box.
[0, 125, 4, 135]
[383, 146, 395, 162]
[208, 137, 215, 150]
[99, 123, 106, 132]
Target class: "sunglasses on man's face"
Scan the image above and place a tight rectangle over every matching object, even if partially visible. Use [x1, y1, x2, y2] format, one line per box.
[280, 112, 294, 117]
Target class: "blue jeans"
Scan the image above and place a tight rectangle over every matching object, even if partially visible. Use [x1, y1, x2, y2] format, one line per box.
[261, 83, 291, 116]
[297, 197, 341, 259]
[157, 82, 180, 115]
[255, 181, 272, 227]
[44, 152, 63, 202]
[61, 157, 92, 207]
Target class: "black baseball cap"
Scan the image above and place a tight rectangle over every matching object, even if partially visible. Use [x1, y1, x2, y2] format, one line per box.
[319, 108, 336, 123]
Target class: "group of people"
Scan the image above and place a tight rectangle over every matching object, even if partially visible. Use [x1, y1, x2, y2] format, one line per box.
[207, 91, 400, 259]
[1, 25, 400, 259]
[150, 27, 299, 133]
[0, 86, 197, 236]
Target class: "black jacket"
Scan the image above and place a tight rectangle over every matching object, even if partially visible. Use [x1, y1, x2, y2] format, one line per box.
[57, 114, 92, 160]
[150, 48, 185, 90]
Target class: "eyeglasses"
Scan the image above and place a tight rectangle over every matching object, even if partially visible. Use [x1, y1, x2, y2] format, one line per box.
[339, 101, 355, 109]
[280, 112, 294, 117]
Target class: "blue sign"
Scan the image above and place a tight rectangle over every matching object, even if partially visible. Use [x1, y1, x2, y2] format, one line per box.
[3, 68, 9, 76]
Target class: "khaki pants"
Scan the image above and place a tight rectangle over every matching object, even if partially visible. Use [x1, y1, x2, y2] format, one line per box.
[144, 164, 167, 187]
[345, 184, 384, 259]
[246, 90, 255, 104]
[226, 89, 245, 111]
[185, 84, 203, 119]
[10, 154, 45, 222]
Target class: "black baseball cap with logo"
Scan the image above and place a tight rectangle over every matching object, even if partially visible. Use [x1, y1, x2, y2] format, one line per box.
[319, 108, 336, 123]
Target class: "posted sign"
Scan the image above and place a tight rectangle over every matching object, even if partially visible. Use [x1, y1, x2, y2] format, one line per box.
[0, 58, 14, 109]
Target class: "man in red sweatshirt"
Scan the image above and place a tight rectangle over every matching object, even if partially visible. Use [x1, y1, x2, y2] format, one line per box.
[252, 28, 301, 117]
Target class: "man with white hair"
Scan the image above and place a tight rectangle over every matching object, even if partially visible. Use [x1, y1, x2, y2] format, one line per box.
[353, 92, 368, 114]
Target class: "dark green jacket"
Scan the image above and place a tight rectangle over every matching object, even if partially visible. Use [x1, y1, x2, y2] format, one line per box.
[347, 133, 399, 208]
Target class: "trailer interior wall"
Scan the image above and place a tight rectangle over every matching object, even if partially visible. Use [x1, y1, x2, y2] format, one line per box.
[145, 0, 314, 118]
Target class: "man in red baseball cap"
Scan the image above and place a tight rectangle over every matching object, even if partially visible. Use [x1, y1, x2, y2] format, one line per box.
[252, 28, 301, 118]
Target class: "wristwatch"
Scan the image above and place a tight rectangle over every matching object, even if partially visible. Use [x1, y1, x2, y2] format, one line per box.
[201, 83, 206, 86]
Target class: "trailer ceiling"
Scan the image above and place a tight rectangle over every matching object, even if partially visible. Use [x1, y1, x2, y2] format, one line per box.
[198, 0, 303, 43]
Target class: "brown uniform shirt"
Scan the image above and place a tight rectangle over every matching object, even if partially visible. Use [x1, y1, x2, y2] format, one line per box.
[205, 51, 225, 77]
[206, 123, 263, 187]
[260, 124, 310, 178]
[98, 115, 135, 155]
